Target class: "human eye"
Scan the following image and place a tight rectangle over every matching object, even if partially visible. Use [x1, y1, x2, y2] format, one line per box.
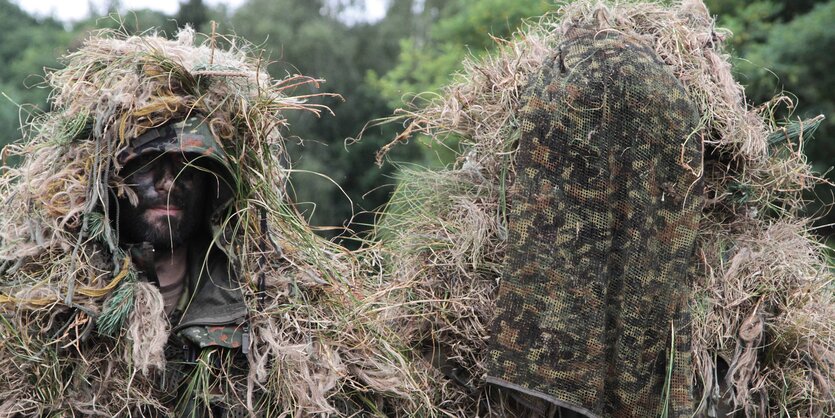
[179, 154, 205, 170]
[125, 154, 158, 176]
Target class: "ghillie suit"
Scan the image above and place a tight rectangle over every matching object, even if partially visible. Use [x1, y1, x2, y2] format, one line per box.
[0, 28, 431, 416]
[377, 0, 834, 417]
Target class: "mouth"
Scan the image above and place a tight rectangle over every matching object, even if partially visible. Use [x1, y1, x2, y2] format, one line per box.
[145, 206, 183, 217]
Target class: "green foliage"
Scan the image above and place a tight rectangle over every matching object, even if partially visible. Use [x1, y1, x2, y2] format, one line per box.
[0, 1, 183, 153]
[228, 0, 415, 240]
[176, 0, 209, 29]
[368, 39, 466, 108]
[97, 276, 136, 337]
[741, 1, 835, 122]
[432, 0, 551, 48]
[371, 0, 551, 108]
[0, 1, 71, 150]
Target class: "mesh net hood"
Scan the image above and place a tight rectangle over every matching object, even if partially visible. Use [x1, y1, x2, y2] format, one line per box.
[486, 29, 704, 417]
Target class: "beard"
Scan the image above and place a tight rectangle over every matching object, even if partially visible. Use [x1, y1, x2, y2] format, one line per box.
[118, 193, 205, 250]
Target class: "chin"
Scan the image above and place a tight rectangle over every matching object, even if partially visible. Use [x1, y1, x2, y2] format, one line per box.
[124, 209, 200, 249]
[142, 223, 183, 249]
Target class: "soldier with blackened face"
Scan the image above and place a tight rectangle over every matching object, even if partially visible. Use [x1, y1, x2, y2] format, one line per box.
[115, 116, 250, 416]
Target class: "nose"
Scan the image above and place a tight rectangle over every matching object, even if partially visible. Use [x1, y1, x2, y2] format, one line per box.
[153, 159, 176, 194]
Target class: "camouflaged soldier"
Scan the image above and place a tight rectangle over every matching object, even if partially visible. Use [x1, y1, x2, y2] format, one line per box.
[115, 116, 251, 417]
[486, 29, 704, 418]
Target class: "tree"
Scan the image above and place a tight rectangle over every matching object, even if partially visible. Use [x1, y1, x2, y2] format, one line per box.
[370, 0, 551, 108]
[368, 0, 551, 167]
[705, 0, 835, 232]
[229, 0, 414, 241]
[177, 0, 209, 30]
[0, 0, 71, 150]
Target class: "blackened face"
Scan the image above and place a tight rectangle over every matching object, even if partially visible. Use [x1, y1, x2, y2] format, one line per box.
[118, 153, 209, 250]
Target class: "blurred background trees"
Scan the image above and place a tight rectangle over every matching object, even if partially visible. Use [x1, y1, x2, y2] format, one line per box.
[1, 0, 833, 241]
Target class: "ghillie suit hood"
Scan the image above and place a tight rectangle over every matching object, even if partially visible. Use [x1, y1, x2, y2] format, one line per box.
[377, 0, 833, 417]
[0, 28, 431, 416]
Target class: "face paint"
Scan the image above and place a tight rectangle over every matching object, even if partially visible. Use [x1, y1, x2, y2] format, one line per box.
[118, 153, 209, 250]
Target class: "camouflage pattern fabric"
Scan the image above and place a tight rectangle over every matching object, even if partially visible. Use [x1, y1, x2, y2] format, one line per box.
[486, 29, 703, 418]
[118, 115, 229, 170]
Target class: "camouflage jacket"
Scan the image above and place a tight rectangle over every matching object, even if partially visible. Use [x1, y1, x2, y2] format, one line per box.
[130, 241, 249, 351]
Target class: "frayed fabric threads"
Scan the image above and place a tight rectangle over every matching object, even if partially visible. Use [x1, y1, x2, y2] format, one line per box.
[126, 281, 169, 375]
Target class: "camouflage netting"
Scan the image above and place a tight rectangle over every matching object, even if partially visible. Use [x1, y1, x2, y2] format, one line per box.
[376, 0, 834, 417]
[0, 27, 432, 416]
[484, 29, 705, 418]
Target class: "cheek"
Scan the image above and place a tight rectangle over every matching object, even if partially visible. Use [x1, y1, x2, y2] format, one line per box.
[127, 172, 157, 198]
[171, 177, 194, 195]
[178, 171, 207, 193]
[131, 171, 155, 187]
